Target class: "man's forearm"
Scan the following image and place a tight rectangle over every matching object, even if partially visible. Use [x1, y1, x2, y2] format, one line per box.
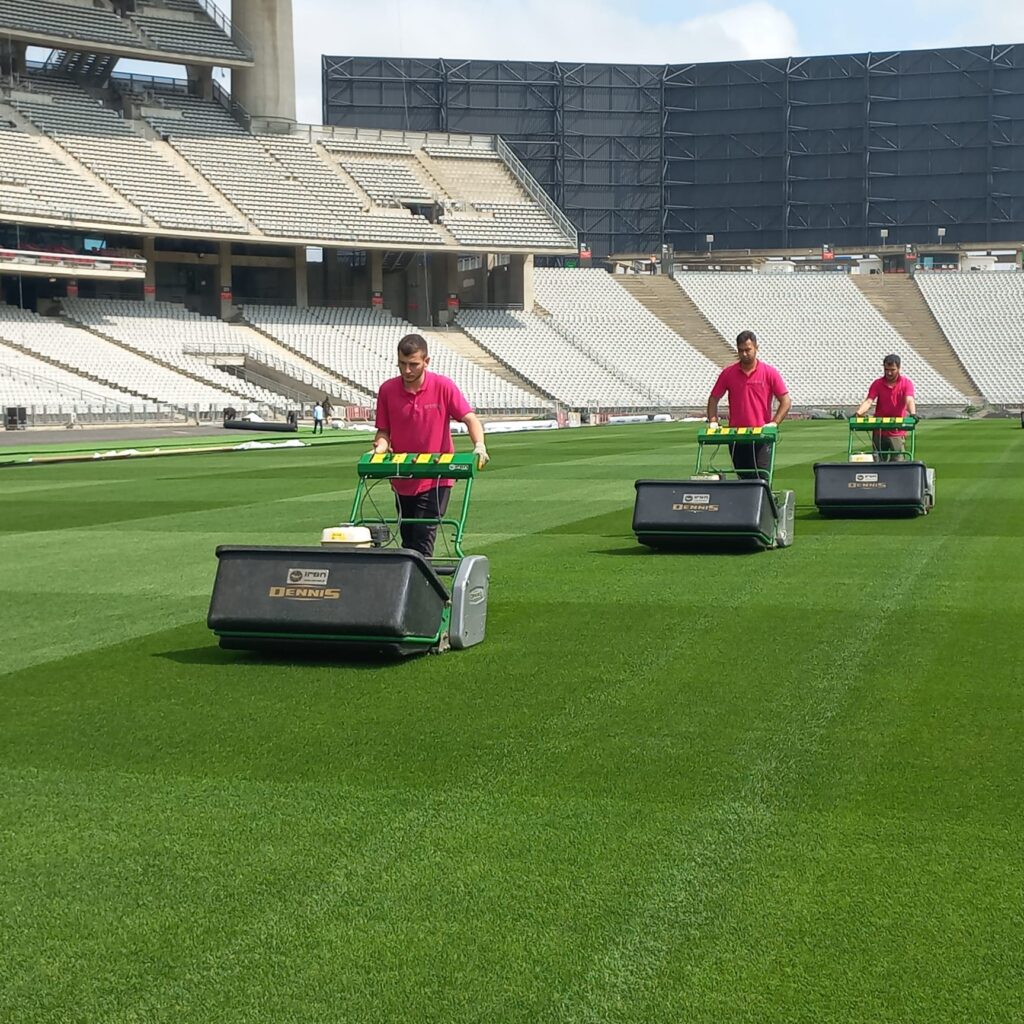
[772, 394, 792, 424]
[463, 414, 485, 447]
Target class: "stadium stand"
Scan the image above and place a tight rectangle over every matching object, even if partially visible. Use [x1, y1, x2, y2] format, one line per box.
[0, 123, 142, 225]
[243, 306, 545, 413]
[0, 336, 144, 410]
[0, 0, 142, 48]
[1, 62, 574, 250]
[675, 273, 969, 406]
[61, 298, 292, 408]
[126, 3, 248, 63]
[143, 94, 446, 244]
[533, 268, 720, 406]
[457, 308, 660, 409]
[915, 273, 1024, 405]
[7, 75, 248, 233]
[424, 148, 527, 202]
[334, 156, 435, 205]
[0, 304, 211, 410]
[0, 0, 250, 63]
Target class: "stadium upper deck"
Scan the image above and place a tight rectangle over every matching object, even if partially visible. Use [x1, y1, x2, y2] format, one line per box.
[0, 69, 577, 253]
[0, 0, 253, 67]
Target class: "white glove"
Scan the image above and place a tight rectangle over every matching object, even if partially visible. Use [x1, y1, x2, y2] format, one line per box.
[370, 441, 389, 455]
[473, 440, 490, 468]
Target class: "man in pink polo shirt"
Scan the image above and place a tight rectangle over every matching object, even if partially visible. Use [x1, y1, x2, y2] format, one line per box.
[854, 353, 917, 461]
[372, 334, 488, 556]
[706, 330, 792, 479]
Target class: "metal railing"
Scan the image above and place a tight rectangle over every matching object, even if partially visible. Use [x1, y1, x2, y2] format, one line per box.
[181, 342, 368, 400]
[211, 79, 251, 130]
[494, 135, 578, 246]
[0, 362, 140, 410]
[193, 0, 254, 60]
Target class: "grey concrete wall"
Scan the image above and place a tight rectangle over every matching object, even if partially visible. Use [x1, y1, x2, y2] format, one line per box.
[232, 0, 297, 122]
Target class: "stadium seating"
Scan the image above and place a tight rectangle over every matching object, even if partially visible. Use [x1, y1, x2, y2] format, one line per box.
[0, 334, 144, 411]
[915, 273, 1024, 405]
[533, 268, 720, 406]
[61, 298, 292, 408]
[1, 0, 249, 63]
[0, 305, 207, 410]
[0, 123, 142, 225]
[334, 156, 435, 205]
[146, 93, 359, 239]
[1, 65, 575, 250]
[457, 309, 658, 409]
[1, 0, 141, 48]
[144, 95, 445, 244]
[243, 306, 545, 413]
[675, 273, 968, 406]
[127, 3, 248, 63]
[8, 75, 248, 234]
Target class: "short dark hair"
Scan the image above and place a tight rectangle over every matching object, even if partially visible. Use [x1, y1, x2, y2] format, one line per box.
[736, 330, 757, 346]
[883, 353, 901, 367]
[398, 333, 428, 357]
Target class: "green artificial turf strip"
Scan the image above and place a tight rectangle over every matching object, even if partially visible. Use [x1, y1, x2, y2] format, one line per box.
[1, 421, 1022, 1023]
[0, 429, 368, 464]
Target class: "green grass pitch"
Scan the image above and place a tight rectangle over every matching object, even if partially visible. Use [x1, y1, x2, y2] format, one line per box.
[1, 420, 1022, 1023]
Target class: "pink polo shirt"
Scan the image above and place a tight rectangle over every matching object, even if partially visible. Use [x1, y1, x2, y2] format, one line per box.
[710, 360, 788, 428]
[375, 371, 473, 495]
[867, 375, 915, 436]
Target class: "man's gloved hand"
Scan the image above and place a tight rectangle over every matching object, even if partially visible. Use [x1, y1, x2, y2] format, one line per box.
[473, 440, 490, 469]
[370, 439, 389, 456]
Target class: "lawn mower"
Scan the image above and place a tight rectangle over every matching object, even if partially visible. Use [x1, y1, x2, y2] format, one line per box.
[633, 424, 795, 550]
[813, 416, 935, 516]
[208, 451, 489, 656]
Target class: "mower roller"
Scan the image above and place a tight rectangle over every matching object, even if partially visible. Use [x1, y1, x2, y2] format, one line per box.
[633, 424, 795, 551]
[813, 416, 935, 516]
[208, 451, 489, 656]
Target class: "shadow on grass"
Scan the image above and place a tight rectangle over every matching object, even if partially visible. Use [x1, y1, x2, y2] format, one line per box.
[158, 645, 426, 670]
[596, 543, 769, 557]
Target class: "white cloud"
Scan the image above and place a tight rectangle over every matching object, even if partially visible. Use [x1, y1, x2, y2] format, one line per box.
[908, 3, 1024, 50]
[290, 0, 800, 124]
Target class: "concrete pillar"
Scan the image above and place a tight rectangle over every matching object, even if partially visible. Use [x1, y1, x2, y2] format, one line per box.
[231, 0, 297, 122]
[294, 246, 308, 308]
[519, 253, 534, 311]
[142, 237, 156, 302]
[188, 65, 214, 101]
[369, 250, 384, 310]
[370, 250, 384, 294]
[218, 241, 234, 319]
[0, 39, 26, 77]
[325, 247, 341, 304]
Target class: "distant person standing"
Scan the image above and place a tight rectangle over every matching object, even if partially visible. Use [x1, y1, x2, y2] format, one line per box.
[706, 330, 791, 479]
[854, 354, 917, 461]
[322, 394, 334, 427]
[372, 333, 488, 557]
[312, 401, 325, 435]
